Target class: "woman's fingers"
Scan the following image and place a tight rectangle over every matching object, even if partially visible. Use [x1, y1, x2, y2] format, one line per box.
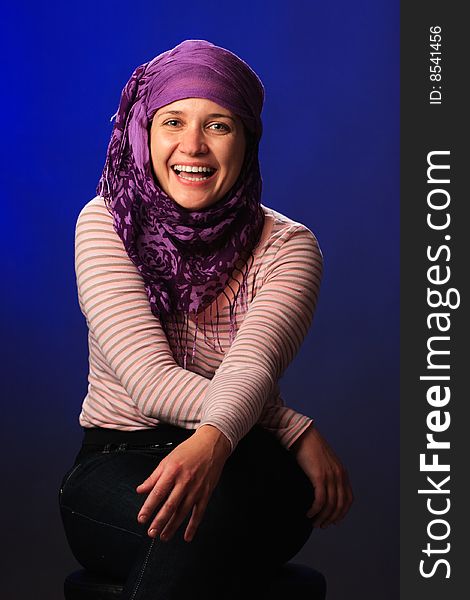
[136, 480, 155, 493]
[307, 471, 353, 528]
[155, 493, 204, 543]
[138, 464, 212, 540]
[307, 465, 353, 527]
[322, 477, 345, 527]
[146, 483, 186, 537]
[313, 474, 337, 528]
[292, 425, 353, 528]
[148, 485, 211, 543]
[159, 495, 198, 542]
[336, 472, 354, 522]
[136, 467, 162, 494]
[135, 427, 229, 540]
[183, 497, 209, 542]
[137, 475, 172, 524]
[160, 487, 211, 543]
[306, 475, 326, 518]
[329, 469, 353, 524]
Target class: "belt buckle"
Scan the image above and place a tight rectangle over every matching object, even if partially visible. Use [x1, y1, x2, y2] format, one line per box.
[102, 442, 128, 453]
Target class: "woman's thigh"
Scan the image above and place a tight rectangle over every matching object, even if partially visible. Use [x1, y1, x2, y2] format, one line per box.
[59, 426, 314, 596]
[219, 425, 314, 566]
[121, 427, 314, 599]
[59, 447, 172, 577]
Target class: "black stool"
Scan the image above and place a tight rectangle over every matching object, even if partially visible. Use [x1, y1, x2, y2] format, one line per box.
[64, 563, 327, 599]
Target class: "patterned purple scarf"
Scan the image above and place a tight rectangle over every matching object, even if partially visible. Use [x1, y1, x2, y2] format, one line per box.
[97, 40, 265, 367]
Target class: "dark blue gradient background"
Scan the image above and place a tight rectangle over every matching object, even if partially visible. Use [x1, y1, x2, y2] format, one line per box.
[1, 1, 399, 598]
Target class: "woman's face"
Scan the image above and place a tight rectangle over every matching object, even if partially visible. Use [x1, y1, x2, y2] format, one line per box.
[150, 98, 246, 210]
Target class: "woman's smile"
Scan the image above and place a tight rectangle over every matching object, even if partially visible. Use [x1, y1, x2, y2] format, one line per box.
[150, 98, 246, 210]
[170, 163, 218, 185]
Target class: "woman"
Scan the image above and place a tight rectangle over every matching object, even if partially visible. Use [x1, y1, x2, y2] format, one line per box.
[59, 39, 353, 599]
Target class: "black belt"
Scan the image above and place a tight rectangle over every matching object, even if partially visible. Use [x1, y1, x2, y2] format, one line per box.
[82, 423, 195, 447]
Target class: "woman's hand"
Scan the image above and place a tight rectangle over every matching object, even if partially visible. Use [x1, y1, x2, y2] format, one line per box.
[290, 425, 353, 528]
[136, 425, 231, 543]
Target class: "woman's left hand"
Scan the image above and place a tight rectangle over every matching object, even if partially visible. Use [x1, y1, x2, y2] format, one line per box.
[136, 425, 231, 542]
[290, 424, 353, 528]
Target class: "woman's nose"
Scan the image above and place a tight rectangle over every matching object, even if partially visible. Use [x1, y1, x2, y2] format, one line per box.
[179, 126, 208, 155]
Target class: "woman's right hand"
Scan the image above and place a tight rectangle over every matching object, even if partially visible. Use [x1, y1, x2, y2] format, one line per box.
[135, 424, 231, 543]
[290, 424, 353, 528]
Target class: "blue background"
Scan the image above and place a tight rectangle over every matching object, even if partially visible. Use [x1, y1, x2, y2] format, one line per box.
[1, 1, 399, 598]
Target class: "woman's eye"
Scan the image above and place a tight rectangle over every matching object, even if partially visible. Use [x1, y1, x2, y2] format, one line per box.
[161, 120, 230, 132]
[208, 122, 230, 132]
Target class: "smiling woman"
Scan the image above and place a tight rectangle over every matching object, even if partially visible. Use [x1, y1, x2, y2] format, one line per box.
[150, 98, 246, 210]
[59, 39, 353, 600]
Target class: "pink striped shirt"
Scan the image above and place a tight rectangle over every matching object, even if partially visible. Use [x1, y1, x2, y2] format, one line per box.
[75, 197, 323, 453]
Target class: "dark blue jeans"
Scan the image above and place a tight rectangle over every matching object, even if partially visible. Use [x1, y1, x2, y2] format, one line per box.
[59, 424, 314, 600]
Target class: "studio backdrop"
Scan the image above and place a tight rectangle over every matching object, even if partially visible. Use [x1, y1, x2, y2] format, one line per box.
[1, 1, 399, 599]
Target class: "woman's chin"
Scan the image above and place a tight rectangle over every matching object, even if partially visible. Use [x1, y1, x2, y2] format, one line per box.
[170, 190, 220, 211]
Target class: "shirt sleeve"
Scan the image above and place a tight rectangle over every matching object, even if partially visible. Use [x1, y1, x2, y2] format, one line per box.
[75, 198, 322, 453]
[195, 224, 322, 451]
[256, 390, 314, 449]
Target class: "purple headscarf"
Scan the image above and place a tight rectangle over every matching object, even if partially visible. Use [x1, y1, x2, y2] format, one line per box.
[97, 40, 265, 367]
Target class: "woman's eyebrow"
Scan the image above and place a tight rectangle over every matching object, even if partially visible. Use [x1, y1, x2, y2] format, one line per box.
[207, 113, 236, 122]
[157, 110, 235, 122]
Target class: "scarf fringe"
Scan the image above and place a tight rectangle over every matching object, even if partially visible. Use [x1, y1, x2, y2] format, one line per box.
[163, 253, 255, 369]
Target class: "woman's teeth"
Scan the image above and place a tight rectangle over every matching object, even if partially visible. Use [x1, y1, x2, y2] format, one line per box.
[172, 165, 215, 181]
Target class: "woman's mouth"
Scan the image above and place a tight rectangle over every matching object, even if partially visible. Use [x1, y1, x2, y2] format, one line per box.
[171, 164, 217, 182]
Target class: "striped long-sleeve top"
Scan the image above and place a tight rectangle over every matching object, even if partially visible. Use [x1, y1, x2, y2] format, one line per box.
[75, 197, 323, 453]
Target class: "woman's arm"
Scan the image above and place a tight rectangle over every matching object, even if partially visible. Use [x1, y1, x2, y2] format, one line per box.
[76, 198, 209, 429]
[257, 399, 314, 449]
[289, 424, 354, 528]
[196, 221, 322, 451]
[76, 198, 322, 452]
